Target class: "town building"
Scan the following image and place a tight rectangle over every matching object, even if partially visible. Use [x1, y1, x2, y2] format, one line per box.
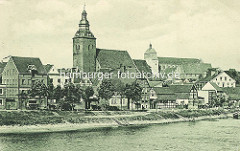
[0, 56, 48, 109]
[196, 71, 236, 90]
[198, 82, 224, 105]
[144, 44, 212, 82]
[152, 87, 177, 109]
[169, 84, 198, 106]
[73, 8, 139, 81]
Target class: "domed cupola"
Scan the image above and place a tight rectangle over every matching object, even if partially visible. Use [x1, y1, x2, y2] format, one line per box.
[144, 43, 157, 60]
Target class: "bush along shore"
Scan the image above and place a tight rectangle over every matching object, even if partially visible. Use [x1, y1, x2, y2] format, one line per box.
[0, 109, 234, 134]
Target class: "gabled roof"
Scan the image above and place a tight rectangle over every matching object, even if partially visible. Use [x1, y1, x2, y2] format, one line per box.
[11, 56, 47, 75]
[0, 62, 7, 75]
[96, 49, 136, 70]
[148, 80, 162, 87]
[169, 84, 194, 93]
[43, 64, 54, 73]
[153, 87, 176, 101]
[133, 59, 152, 73]
[198, 71, 235, 83]
[175, 93, 190, 99]
[158, 57, 201, 65]
[209, 82, 222, 91]
[224, 71, 239, 80]
[153, 87, 175, 95]
[202, 82, 222, 92]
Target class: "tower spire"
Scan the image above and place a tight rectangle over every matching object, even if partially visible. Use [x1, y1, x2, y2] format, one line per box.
[83, 3, 86, 11]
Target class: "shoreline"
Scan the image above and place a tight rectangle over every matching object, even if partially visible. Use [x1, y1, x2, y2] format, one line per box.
[0, 113, 232, 134]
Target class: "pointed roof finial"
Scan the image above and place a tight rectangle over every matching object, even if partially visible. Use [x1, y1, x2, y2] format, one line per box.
[149, 43, 152, 49]
[83, 3, 86, 10]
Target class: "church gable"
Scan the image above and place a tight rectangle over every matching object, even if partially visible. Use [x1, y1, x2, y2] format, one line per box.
[96, 49, 137, 72]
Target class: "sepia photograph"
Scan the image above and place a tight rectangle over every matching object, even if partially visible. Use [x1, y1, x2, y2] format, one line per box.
[0, 0, 240, 151]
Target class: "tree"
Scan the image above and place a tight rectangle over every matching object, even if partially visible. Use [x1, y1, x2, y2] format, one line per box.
[98, 79, 115, 100]
[18, 90, 28, 109]
[47, 80, 54, 101]
[28, 81, 48, 108]
[62, 83, 79, 111]
[83, 86, 94, 109]
[113, 79, 125, 110]
[125, 82, 142, 110]
[53, 85, 63, 103]
[226, 69, 240, 84]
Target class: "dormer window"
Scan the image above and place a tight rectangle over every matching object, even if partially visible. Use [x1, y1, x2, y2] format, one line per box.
[28, 65, 38, 77]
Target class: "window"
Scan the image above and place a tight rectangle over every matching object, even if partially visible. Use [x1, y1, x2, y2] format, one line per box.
[29, 100, 37, 104]
[216, 78, 217, 81]
[28, 79, 31, 85]
[76, 45, 80, 50]
[225, 77, 227, 81]
[222, 82, 225, 87]
[58, 79, 61, 83]
[22, 79, 25, 85]
[41, 79, 44, 83]
[0, 99, 2, 106]
[220, 77, 222, 81]
[229, 79, 231, 81]
[88, 45, 90, 50]
[0, 89, 3, 95]
[50, 78, 53, 83]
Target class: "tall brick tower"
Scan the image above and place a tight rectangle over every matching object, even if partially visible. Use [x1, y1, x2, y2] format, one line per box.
[73, 7, 96, 72]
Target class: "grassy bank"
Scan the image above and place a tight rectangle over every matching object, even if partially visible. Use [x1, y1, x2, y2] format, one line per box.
[0, 109, 231, 126]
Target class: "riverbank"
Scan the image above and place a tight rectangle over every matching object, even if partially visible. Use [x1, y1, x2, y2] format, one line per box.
[0, 109, 233, 134]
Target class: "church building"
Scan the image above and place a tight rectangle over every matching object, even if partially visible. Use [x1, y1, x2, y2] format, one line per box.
[73, 8, 139, 81]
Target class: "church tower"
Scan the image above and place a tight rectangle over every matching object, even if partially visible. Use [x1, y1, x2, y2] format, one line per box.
[73, 7, 96, 72]
[144, 44, 159, 75]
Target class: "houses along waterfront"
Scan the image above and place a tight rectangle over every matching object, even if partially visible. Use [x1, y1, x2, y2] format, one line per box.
[0, 8, 239, 111]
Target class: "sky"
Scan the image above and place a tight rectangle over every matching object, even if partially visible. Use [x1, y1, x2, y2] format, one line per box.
[0, 0, 240, 70]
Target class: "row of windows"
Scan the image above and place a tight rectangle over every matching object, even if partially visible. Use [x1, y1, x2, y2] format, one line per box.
[3, 69, 17, 76]
[56, 78, 70, 83]
[22, 79, 44, 85]
[75, 44, 94, 50]
[216, 77, 231, 81]
[216, 82, 234, 87]
[3, 79, 17, 85]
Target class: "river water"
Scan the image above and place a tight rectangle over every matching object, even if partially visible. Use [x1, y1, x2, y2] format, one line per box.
[0, 119, 239, 151]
